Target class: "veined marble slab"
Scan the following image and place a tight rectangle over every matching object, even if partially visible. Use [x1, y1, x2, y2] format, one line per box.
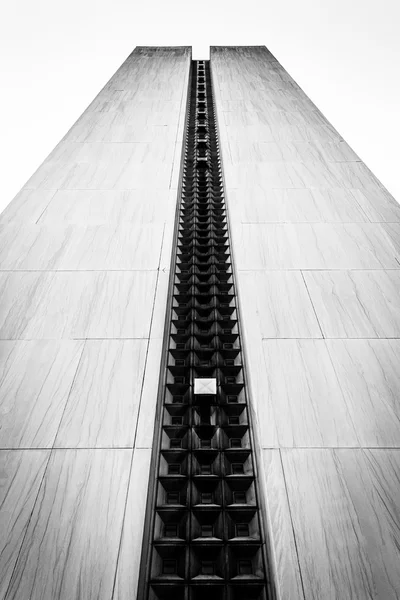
[261, 340, 358, 447]
[326, 339, 400, 446]
[227, 139, 360, 163]
[0, 224, 164, 271]
[55, 340, 148, 448]
[38, 189, 177, 225]
[231, 223, 399, 270]
[381, 222, 400, 255]
[148, 270, 170, 340]
[212, 44, 400, 600]
[64, 113, 180, 143]
[224, 159, 341, 189]
[112, 448, 152, 600]
[6, 449, 131, 600]
[351, 187, 400, 223]
[237, 271, 322, 338]
[0, 189, 56, 225]
[0, 340, 83, 448]
[282, 449, 400, 600]
[0, 271, 157, 339]
[135, 337, 164, 449]
[304, 270, 400, 338]
[47, 140, 176, 165]
[260, 450, 305, 600]
[0, 450, 49, 599]
[25, 156, 173, 191]
[226, 187, 369, 223]
[0, 45, 190, 600]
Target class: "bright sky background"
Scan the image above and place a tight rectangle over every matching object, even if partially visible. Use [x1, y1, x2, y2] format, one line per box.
[1, 0, 399, 213]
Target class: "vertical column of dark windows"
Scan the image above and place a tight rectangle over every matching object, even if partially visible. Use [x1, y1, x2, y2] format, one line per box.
[142, 60, 272, 600]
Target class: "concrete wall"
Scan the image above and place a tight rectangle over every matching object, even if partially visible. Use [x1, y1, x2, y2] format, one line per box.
[0, 46, 190, 600]
[211, 45, 400, 600]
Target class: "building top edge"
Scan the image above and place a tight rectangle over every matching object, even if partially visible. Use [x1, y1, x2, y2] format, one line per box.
[132, 46, 192, 51]
[210, 45, 277, 60]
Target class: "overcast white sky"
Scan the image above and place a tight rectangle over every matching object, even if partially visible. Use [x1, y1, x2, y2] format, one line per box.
[1, 0, 399, 213]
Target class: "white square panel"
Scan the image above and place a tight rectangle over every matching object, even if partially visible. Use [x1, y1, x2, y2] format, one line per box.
[194, 378, 217, 395]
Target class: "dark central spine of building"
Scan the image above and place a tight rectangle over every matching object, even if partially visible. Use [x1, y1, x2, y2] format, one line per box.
[139, 60, 272, 600]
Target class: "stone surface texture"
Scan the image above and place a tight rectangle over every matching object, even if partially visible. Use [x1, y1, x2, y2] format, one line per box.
[0, 45, 399, 600]
[0, 46, 191, 600]
[211, 45, 400, 600]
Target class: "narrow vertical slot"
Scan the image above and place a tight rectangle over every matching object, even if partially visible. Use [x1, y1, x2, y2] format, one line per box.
[138, 60, 273, 600]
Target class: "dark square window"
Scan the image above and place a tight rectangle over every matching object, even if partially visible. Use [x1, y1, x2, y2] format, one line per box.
[233, 491, 246, 504]
[164, 524, 178, 537]
[166, 492, 180, 504]
[175, 376, 185, 384]
[238, 560, 252, 575]
[200, 464, 211, 475]
[170, 438, 181, 449]
[175, 359, 185, 366]
[230, 438, 241, 448]
[201, 492, 213, 504]
[227, 395, 238, 403]
[236, 523, 249, 537]
[226, 376, 236, 384]
[201, 561, 214, 575]
[171, 416, 183, 425]
[232, 463, 244, 474]
[200, 439, 211, 448]
[202, 395, 213, 402]
[224, 343, 233, 349]
[173, 395, 183, 404]
[200, 344, 209, 349]
[168, 464, 181, 475]
[177, 329, 186, 334]
[176, 343, 186, 350]
[201, 525, 213, 537]
[229, 416, 240, 425]
[163, 559, 177, 574]
[225, 359, 234, 366]
[224, 329, 231, 334]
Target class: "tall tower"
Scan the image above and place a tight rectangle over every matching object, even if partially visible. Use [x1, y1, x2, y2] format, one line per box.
[0, 46, 399, 600]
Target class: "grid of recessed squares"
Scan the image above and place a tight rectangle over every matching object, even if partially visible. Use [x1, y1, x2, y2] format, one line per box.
[141, 60, 271, 600]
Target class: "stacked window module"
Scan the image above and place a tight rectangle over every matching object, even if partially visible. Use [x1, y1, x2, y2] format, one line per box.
[139, 60, 272, 600]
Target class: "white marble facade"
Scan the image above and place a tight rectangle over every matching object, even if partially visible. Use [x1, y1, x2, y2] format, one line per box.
[0, 45, 399, 600]
[211, 45, 400, 600]
[0, 46, 191, 600]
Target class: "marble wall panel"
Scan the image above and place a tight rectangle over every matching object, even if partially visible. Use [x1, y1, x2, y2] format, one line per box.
[0, 46, 191, 600]
[112, 449, 152, 600]
[55, 340, 148, 448]
[0, 269, 158, 339]
[38, 189, 177, 225]
[0, 224, 164, 271]
[0, 189, 56, 224]
[282, 449, 400, 600]
[0, 450, 49, 598]
[5, 449, 132, 600]
[227, 187, 369, 223]
[326, 339, 400, 446]
[304, 270, 400, 338]
[213, 45, 400, 597]
[0, 340, 83, 448]
[237, 271, 322, 338]
[231, 223, 399, 270]
[261, 340, 358, 447]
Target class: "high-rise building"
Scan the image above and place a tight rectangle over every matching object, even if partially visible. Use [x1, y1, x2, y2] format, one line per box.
[0, 46, 399, 600]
